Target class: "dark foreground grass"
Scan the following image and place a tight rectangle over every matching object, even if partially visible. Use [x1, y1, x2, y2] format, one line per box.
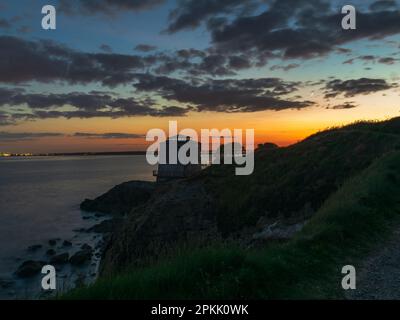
[63, 151, 400, 299]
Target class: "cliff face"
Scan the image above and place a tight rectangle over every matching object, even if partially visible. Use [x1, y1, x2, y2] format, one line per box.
[100, 179, 220, 274]
[81, 181, 155, 215]
[83, 117, 400, 276]
[68, 117, 400, 299]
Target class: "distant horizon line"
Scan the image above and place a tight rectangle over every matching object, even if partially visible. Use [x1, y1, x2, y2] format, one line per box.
[0, 142, 274, 158]
[0, 150, 148, 157]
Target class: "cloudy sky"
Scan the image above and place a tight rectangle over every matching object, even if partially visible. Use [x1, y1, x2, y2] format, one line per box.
[0, 0, 400, 153]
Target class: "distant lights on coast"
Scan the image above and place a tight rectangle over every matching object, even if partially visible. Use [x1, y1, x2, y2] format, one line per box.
[0, 152, 33, 157]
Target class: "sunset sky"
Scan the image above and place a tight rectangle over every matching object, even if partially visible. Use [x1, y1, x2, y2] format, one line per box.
[0, 0, 400, 153]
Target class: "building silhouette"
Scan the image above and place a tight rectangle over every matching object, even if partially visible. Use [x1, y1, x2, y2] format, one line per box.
[153, 136, 202, 182]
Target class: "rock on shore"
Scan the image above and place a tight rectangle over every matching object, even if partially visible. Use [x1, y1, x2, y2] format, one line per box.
[100, 180, 220, 274]
[87, 219, 120, 233]
[50, 253, 69, 265]
[70, 249, 93, 266]
[80, 181, 155, 215]
[16, 261, 46, 278]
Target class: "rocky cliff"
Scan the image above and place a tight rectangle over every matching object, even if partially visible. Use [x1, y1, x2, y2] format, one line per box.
[81, 117, 400, 276]
[81, 178, 220, 274]
[81, 181, 155, 215]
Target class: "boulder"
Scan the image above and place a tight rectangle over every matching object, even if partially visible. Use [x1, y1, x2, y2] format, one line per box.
[69, 249, 93, 265]
[87, 219, 118, 233]
[80, 181, 155, 215]
[46, 249, 56, 256]
[48, 239, 58, 246]
[81, 244, 93, 251]
[62, 240, 72, 247]
[16, 261, 45, 278]
[50, 253, 69, 265]
[101, 180, 219, 274]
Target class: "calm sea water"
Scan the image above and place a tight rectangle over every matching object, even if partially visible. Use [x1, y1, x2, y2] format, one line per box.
[0, 155, 154, 297]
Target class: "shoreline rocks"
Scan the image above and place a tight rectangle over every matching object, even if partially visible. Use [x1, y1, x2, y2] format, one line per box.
[16, 234, 101, 280]
[80, 181, 155, 215]
[63, 240, 72, 247]
[50, 253, 69, 265]
[16, 260, 45, 278]
[69, 248, 93, 266]
[100, 180, 220, 274]
[46, 249, 56, 256]
[86, 219, 119, 234]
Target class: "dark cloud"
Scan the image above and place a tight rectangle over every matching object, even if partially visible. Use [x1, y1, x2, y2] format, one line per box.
[100, 44, 113, 53]
[0, 131, 63, 141]
[378, 57, 399, 64]
[0, 131, 145, 141]
[208, 0, 400, 61]
[17, 26, 32, 34]
[0, 89, 117, 110]
[134, 74, 314, 112]
[343, 55, 399, 65]
[153, 50, 241, 76]
[176, 48, 206, 59]
[73, 132, 144, 139]
[270, 64, 300, 71]
[0, 36, 254, 85]
[0, 18, 11, 28]
[2, 1, 400, 88]
[0, 88, 190, 124]
[0, 112, 15, 126]
[343, 55, 376, 64]
[26, 105, 189, 120]
[228, 55, 252, 70]
[166, 0, 258, 33]
[343, 55, 377, 64]
[135, 44, 157, 52]
[359, 55, 376, 62]
[0, 131, 145, 142]
[324, 78, 397, 98]
[343, 58, 354, 64]
[0, 36, 148, 86]
[327, 102, 358, 109]
[335, 47, 352, 54]
[153, 105, 193, 116]
[59, 0, 165, 15]
[197, 54, 232, 76]
[369, 0, 398, 11]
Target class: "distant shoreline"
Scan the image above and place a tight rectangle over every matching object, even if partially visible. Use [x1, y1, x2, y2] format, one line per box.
[0, 151, 147, 158]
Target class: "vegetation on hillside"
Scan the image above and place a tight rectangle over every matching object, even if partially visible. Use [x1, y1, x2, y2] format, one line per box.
[63, 118, 400, 299]
[206, 118, 400, 234]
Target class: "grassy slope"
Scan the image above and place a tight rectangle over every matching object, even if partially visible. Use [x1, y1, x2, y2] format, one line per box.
[64, 148, 400, 299]
[205, 120, 400, 235]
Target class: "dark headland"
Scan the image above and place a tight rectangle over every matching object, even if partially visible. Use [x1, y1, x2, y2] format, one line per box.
[65, 117, 400, 299]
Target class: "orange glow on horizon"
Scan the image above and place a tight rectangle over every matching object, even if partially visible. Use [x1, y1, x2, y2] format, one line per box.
[1, 89, 399, 154]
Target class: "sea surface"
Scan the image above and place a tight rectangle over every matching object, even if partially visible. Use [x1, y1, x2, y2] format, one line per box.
[0, 155, 155, 299]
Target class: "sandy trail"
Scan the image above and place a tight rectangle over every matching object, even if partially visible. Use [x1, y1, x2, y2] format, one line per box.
[347, 226, 400, 300]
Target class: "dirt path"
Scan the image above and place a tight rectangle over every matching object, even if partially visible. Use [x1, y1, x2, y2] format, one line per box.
[346, 226, 400, 300]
